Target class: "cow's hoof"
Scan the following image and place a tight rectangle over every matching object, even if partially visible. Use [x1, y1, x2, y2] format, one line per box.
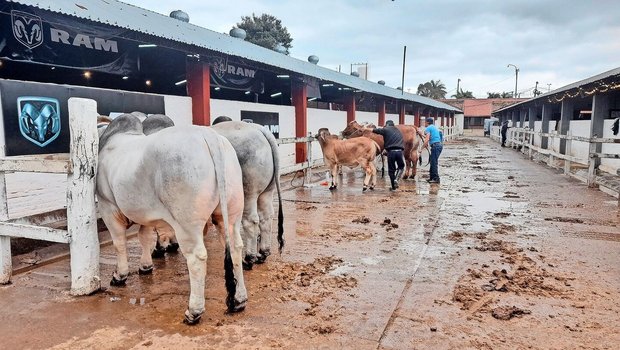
[110, 273, 127, 287]
[259, 248, 271, 258]
[242, 259, 254, 271]
[255, 253, 269, 264]
[166, 242, 180, 253]
[229, 298, 247, 313]
[369, 186, 375, 190]
[151, 247, 166, 259]
[183, 309, 203, 325]
[138, 265, 153, 275]
[329, 185, 337, 191]
[362, 186, 368, 192]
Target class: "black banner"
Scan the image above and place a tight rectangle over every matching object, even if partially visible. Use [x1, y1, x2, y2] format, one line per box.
[0, 79, 165, 156]
[0, 3, 137, 75]
[240, 111, 279, 139]
[206, 55, 264, 93]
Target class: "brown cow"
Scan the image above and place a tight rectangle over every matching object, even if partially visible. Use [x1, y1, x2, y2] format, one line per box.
[316, 128, 381, 191]
[342, 121, 426, 179]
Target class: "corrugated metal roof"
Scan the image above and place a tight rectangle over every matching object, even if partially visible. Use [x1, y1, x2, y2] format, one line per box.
[6, 0, 461, 112]
[494, 67, 620, 113]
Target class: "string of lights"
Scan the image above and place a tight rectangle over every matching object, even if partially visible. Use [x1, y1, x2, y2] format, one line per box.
[547, 79, 620, 103]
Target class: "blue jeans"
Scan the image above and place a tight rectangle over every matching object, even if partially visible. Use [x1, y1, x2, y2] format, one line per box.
[430, 143, 443, 181]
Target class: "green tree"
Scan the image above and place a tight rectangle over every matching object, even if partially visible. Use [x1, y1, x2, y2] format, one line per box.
[500, 91, 514, 98]
[487, 92, 501, 98]
[236, 13, 293, 54]
[416, 80, 447, 99]
[452, 87, 475, 99]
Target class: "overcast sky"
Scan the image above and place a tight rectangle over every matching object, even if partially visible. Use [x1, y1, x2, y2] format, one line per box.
[124, 0, 619, 98]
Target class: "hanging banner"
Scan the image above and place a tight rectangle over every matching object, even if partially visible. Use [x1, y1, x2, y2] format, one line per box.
[240, 111, 279, 139]
[0, 79, 165, 156]
[206, 54, 264, 93]
[0, 3, 138, 75]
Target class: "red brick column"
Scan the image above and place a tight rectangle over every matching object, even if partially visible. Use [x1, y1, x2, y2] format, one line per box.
[186, 62, 211, 126]
[292, 82, 308, 163]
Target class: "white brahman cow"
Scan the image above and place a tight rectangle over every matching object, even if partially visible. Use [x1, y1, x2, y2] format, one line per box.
[97, 114, 246, 324]
[211, 117, 284, 270]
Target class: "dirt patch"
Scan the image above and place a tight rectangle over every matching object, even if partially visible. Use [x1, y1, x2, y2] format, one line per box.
[301, 205, 318, 211]
[454, 239, 570, 319]
[447, 231, 465, 243]
[545, 217, 584, 224]
[491, 222, 517, 235]
[492, 306, 531, 320]
[380, 218, 399, 231]
[493, 212, 511, 218]
[266, 256, 358, 319]
[352, 216, 371, 224]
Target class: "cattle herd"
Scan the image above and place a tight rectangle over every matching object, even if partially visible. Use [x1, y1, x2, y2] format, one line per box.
[95, 114, 425, 325]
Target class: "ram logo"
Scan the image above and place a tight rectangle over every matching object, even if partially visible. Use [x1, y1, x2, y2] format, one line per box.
[18, 97, 61, 147]
[12, 10, 43, 49]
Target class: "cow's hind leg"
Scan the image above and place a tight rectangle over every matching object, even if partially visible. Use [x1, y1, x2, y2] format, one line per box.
[329, 164, 339, 190]
[240, 200, 260, 270]
[362, 160, 373, 191]
[137, 225, 157, 274]
[256, 190, 275, 263]
[99, 205, 131, 286]
[174, 221, 209, 325]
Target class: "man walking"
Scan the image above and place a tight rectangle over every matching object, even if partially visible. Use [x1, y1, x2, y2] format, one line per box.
[423, 117, 443, 184]
[501, 120, 510, 147]
[373, 120, 405, 191]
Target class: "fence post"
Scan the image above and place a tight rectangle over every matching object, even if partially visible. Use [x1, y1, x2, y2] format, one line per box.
[67, 98, 101, 296]
[528, 130, 534, 159]
[564, 131, 572, 175]
[548, 132, 555, 168]
[587, 134, 597, 187]
[0, 96, 10, 283]
[305, 133, 313, 184]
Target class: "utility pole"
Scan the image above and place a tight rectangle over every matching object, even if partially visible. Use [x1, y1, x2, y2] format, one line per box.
[534, 81, 539, 96]
[547, 83, 551, 92]
[456, 78, 461, 95]
[507, 64, 519, 98]
[401, 46, 406, 95]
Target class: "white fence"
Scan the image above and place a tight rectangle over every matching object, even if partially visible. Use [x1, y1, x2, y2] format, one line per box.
[0, 98, 100, 295]
[491, 124, 620, 202]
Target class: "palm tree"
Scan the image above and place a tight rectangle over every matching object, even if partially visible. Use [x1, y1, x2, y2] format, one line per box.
[452, 87, 475, 99]
[500, 91, 513, 98]
[417, 79, 447, 99]
[487, 92, 501, 98]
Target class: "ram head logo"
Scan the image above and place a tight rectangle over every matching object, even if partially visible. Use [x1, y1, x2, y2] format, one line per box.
[18, 97, 61, 147]
[211, 57, 227, 79]
[12, 10, 43, 49]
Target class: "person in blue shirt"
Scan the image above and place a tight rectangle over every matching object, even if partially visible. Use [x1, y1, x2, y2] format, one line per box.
[423, 117, 443, 184]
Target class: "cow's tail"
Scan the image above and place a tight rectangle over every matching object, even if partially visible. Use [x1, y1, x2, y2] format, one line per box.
[257, 126, 284, 254]
[202, 128, 236, 311]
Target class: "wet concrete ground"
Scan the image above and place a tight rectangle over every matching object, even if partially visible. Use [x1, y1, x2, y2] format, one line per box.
[1, 137, 619, 350]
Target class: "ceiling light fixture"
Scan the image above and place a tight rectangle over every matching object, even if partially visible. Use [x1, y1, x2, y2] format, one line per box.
[270, 92, 282, 98]
[138, 44, 157, 48]
[175, 79, 187, 86]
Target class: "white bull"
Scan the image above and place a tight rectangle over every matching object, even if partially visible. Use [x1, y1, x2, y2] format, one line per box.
[96, 114, 246, 324]
[211, 118, 284, 269]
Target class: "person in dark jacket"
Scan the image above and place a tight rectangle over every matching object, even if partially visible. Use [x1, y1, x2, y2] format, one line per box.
[373, 120, 405, 191]
[501, 121, 510, 147]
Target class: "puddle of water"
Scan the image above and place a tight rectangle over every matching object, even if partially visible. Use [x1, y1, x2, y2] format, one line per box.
[453, 191, 527, 216]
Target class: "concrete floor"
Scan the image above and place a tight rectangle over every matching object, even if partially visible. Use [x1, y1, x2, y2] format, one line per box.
[0, 137, 618, 350]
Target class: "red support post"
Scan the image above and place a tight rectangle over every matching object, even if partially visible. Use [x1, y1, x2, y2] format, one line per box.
[414, 107, 420, 127]
[378, 100, 386, 127]
[345, 95, 356, 123]
[186, 61, 211, 126]
[398, 103, 405, 125]
[292, 82, 308, 164]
